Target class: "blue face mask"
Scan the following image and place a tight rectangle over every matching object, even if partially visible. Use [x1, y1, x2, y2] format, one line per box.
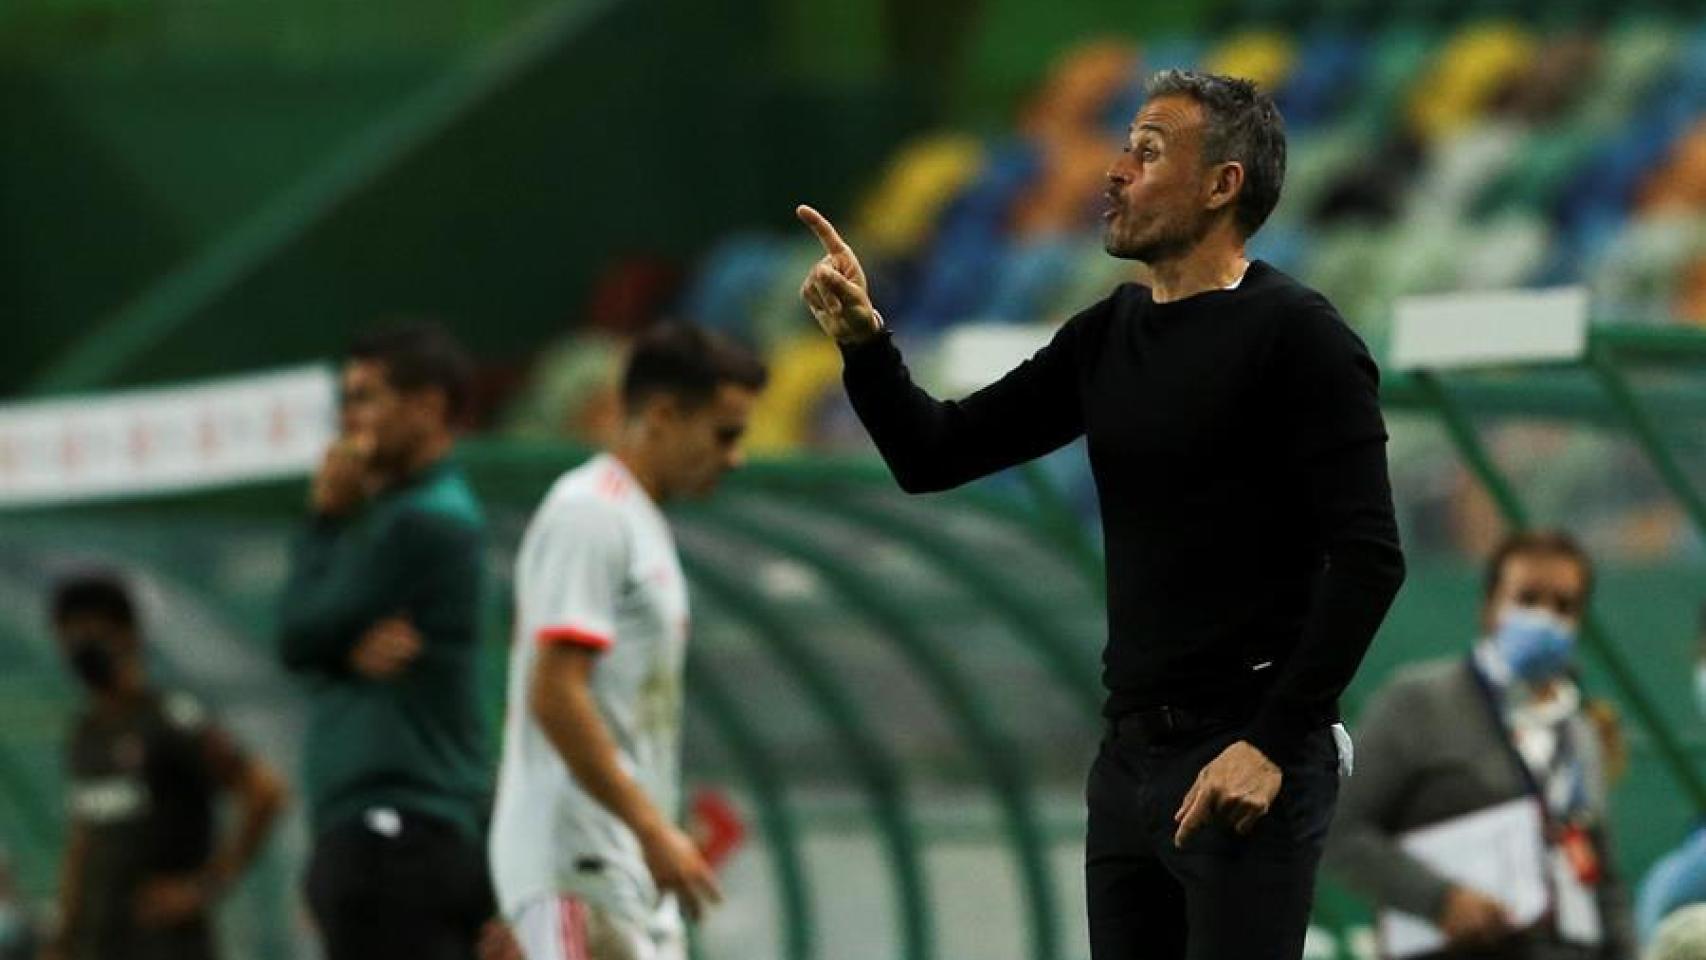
[1492, 606, 1577, 684]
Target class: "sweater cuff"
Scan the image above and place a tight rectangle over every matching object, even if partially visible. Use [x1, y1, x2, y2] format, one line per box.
[1241, 706, 1315, 767]
[838, 330, 899, 371]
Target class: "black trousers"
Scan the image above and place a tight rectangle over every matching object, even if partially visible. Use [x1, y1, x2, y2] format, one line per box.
[1085, 721, 1341, 960]
[305, 809, 493, 960]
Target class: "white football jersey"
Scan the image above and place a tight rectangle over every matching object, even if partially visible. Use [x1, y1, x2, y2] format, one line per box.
[490, 453, 690, 930]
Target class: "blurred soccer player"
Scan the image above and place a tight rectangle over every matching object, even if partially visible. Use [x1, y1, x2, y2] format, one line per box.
[799, 70, 1405, 960]
[44, 572, 286, 960]
[278, 323, 495, 960]
[489, 324, 765, 960]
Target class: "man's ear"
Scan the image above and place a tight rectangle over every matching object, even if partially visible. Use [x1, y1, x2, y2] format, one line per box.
[638, 392, 682, 433]
[422, 386, 451, 427]
[1207, 161, 1245, 213]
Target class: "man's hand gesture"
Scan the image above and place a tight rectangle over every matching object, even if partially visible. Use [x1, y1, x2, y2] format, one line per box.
[311, 436, 374, 518]
[349, 616, 422, 680]
[639, 822, 724, 922]
[796, 205, 881, 345]
[1173, 740, 1283, 848]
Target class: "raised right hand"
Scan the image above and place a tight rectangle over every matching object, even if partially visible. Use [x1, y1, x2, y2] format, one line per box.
[795, 204, 881, 345]
[310, 436, 374, 517]
[1438, 885, 1513, 948]
[640, 822, 724, 922]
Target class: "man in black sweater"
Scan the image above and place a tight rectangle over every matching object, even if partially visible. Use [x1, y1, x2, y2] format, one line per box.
[797, 70, 1406, 959]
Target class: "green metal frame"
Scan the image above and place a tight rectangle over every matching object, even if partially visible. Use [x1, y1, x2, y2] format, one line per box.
[11, 322, 1706, 959]
[0, 448, 1104, 960]
[743, 489, 1103, 714]
[681, 554, 934, 960]
[686, 506, 1066, 960]
[684, 656, 815, 960]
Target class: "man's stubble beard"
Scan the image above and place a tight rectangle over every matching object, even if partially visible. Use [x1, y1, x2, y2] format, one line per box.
[1103, 208, 1215, 265]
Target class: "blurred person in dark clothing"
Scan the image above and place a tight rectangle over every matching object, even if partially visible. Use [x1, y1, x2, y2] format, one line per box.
[278, 323, 496, 960]
[43, 572, 286, 960]
[1326, 530, 1635, 960]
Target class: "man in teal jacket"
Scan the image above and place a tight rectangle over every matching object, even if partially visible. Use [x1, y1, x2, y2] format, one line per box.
[278, 323, 493, 960]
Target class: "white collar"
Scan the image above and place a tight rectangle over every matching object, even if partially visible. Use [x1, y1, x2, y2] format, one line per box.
[1222, 261, 1251, 290]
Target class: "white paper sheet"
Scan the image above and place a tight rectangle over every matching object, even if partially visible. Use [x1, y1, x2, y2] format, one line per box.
[1550, 845, 1602, 945]
[1377, 798, 1550, 959]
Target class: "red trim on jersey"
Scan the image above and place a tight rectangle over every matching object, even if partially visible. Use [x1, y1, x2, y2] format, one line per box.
[558, 897, 589, 960]
[597, 465, 630, 501]
[536, 625, 613, 651]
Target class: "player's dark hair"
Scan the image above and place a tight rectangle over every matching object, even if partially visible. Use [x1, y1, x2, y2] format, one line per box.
[348, 321, 475, 425]
[622, 323, 768, 412]
[1483, 529, 1595, 603]
[1144, 69, 1287, 238]
[50, 571, 137, 628]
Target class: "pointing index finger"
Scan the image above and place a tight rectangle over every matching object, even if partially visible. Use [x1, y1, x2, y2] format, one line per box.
[1173, 784, 1215, 848]
[796, 204, 849, 255]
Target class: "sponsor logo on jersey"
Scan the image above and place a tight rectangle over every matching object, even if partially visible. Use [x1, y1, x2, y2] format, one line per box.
[71, 777, 151, 823]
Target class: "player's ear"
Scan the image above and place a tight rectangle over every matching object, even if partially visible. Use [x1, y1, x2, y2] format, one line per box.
[642, 392, 683, 433]
[415, 385, 450, 429]
[1206, 160, 1243, 213]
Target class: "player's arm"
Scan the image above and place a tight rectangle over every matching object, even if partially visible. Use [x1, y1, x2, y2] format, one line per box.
[519, 501, 721, 917]
[1175, 298, 1405, 847]
[1240, 297, 1406, 765]
[43, 823, 89, 960]
[795, 204, 1090, 493]
[276, 520, 362, 672]
[277, 439, 379, 672]
[277, 506, 471, 677]
[529, 646, 721, 918]
[135, 708, 288, 928]
[203, 724, 288, 893]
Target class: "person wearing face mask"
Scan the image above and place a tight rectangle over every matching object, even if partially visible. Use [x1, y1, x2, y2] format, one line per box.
[42, 572, 287, 960]
[1633, 605, 1706, 947]
[1326, 530, 1636, 960]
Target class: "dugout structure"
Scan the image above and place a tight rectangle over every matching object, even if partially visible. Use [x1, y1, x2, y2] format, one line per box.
[1, 325, 1705, 960]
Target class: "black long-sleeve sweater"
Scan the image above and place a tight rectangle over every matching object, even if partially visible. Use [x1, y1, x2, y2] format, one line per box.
[841, 261, 1407, 762]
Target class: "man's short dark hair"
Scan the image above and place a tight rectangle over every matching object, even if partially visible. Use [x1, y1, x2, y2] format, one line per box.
[1144, 69, 1287, 238]
[1483, 529, 1595, 603]
[51, 571, 136, 628]
[622, 323, 768, 412]
[349, 322, 475, 424]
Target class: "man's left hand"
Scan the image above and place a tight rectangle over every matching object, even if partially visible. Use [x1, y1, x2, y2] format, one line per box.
[349, 616, 423, 679]
[1173, 740, 1282, 848]
[477, 917, 524, 960]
